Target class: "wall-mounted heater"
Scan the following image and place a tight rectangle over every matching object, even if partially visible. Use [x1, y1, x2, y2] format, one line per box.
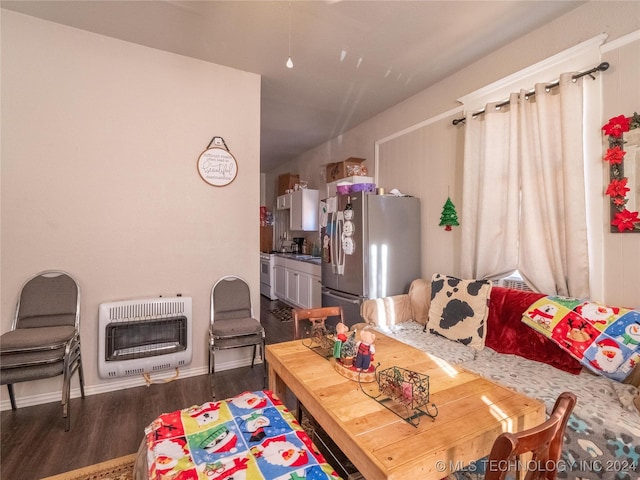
[98, 296, 192, 379]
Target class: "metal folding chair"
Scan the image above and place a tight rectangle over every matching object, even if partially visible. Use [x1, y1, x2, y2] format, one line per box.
[209, 275, 266, 397]
[0, 270, 85, 431]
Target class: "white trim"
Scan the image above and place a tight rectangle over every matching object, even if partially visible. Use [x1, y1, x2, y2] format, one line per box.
[601, 30, 640, 53]
[373, 105, 463, 184]
[457, 33, 608, 113]
[0, 358, 262, 411]
[583, 74, 604, 302]
[375, 106, 464, 146]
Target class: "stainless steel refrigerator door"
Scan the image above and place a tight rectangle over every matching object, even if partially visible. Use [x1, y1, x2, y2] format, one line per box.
[320, 209, 341, 291]
[365, 194, 421, 298]
[335, 193, 365, 297]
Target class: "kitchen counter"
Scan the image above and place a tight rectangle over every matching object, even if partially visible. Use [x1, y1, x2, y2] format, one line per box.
[274, 253, 321, 265]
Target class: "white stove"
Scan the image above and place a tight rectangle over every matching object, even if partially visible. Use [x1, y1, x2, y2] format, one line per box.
[259, 252, 277, 300]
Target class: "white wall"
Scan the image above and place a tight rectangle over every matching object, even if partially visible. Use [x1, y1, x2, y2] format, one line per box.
[602, 33, 640, 307]
[1, 11, 261, 408]
[274, 1, 640, 305]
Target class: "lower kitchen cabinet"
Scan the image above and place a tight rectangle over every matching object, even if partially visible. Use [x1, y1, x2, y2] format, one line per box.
[297, 271, 322, 309]
[285, 268, 300, 305]
[274, 257, 288, 299]
[274, 256, 321, 309]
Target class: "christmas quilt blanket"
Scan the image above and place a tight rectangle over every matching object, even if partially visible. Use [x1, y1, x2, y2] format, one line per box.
[522, 296, 640, 382]
[144, 390, 342, 480]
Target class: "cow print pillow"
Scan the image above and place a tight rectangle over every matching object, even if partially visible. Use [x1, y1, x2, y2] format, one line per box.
[427, 274, 492, 351]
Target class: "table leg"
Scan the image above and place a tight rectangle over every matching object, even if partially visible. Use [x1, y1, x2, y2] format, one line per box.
[268, 362, 287, 400]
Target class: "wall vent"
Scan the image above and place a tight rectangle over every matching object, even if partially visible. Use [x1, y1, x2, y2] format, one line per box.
[496, 276, 533, 292]
[98, 296, 192, 379]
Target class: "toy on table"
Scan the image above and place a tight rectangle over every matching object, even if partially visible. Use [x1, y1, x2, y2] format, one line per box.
[332, 322, 349, 358]
[355, 328, 376, 371]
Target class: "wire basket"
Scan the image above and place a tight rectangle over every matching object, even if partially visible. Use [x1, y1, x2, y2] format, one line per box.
[359, 365, 438, 427]
[301, 322, 336, 360]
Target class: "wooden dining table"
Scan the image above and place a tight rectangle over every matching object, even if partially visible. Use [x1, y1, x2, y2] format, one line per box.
[266, 331, 545, 480]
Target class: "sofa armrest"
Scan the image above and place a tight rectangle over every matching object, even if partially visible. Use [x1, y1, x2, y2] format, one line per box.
[408, 278, 431, 326]
[361, 295, 414, 327]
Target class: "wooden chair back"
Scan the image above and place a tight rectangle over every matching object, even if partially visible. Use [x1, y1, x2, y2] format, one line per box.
[292, 306, 344, 339]
[484, 391, 577, 480]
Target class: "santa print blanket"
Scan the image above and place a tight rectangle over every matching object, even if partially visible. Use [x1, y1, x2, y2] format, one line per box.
[144, 390, 342, 480]
[522, 296, 640, 382]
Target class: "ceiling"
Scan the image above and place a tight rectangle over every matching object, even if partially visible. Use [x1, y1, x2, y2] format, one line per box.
[2, 0, 585, 172]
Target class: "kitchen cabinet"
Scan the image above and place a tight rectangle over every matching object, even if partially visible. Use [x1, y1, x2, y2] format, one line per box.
[285, 269, 299, 305]
[260, 226, 273, 253]
[274, 256, 321, 309]
[276, 189, 320, 231]
[276, 194, 291, 210]
[297, 271, 322, 309]
[274, 256, 287, 298]
[310, 275, 322, 307]
[290, 189, 319, 231]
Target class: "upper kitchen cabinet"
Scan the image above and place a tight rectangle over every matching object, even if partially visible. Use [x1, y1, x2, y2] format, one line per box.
[290, 189, 319, 231]
[276, 193, 292, 210]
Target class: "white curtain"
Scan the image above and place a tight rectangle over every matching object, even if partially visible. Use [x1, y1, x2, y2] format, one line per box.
[461, 73, 590, 298]
[460, 95, 521, 281]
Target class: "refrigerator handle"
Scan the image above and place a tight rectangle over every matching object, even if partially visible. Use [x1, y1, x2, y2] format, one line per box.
[330, 211, 337, 273]
[335, 211, 345, 275]
[321, 288, 361, 305]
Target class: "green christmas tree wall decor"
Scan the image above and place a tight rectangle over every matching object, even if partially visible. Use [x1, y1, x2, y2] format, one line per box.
[439, 197, 459, 231]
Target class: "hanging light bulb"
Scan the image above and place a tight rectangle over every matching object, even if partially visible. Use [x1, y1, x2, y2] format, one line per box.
[286, 1, 293, 69]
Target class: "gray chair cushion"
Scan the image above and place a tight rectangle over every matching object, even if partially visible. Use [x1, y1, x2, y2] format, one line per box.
[211, 317, 263, 338]
[1, 347, 67, 369]
[0, 326, 76, 353]
[1, 360, 64, 383]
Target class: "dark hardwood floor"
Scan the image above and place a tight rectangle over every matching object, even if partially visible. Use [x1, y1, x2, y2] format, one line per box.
[1, 296, 297, 480]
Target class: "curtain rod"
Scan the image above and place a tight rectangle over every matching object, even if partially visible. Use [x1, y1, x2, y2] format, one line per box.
[451, 61, 610, 125]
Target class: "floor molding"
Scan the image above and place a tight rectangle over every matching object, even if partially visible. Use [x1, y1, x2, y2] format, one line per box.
[0, 357, 263, 411]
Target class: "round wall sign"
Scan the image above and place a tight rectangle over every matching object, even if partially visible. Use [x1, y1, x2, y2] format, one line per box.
[197, 147, 238, 186]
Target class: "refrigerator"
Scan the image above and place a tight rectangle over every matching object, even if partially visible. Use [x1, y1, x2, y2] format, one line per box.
[320, 191, 421, 327]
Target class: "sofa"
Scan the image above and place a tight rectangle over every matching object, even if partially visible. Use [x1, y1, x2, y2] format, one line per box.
[360, 277, 640, 480]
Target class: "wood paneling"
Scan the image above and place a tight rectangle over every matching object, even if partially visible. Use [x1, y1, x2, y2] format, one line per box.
[377, 112, 465, 279]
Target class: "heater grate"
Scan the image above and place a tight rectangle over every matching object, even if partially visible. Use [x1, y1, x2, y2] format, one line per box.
[105, 316, 187, 361]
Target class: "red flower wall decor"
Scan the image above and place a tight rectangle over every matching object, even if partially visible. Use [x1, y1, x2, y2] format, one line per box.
[603, 145, 625, 165]
[605, 178, 630, 198]
[602, 114, 631, 137]
[611, 209, 640, 232]
[602, 112, 640, 232]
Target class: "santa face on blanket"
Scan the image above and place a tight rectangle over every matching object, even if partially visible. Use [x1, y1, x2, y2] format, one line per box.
[230, 392, 268, 410]
[589, 338, 625, 373]
[250, 435, 308, 468]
